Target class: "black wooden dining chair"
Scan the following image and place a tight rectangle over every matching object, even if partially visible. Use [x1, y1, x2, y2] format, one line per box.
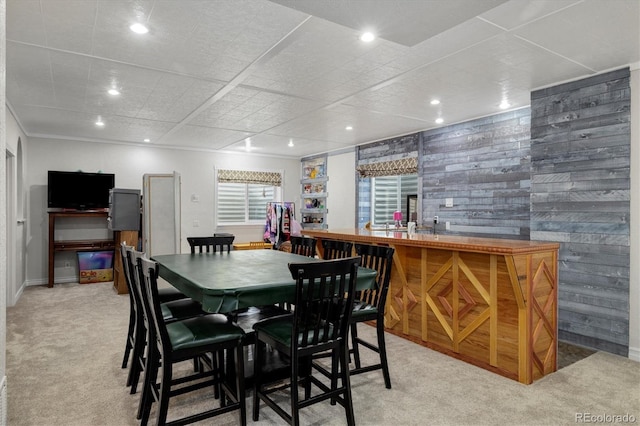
[137, 256, 247, 426]
[123, 246, 212, 397]
[290, 236, 317, 257]
[349, 243, 395, 389]
[252, 257, 360, 426]
[119, 242, 191, 387]
[321, 239, 354, 260]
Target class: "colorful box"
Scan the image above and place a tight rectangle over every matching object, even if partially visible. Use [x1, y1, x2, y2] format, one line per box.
[77, 250, 114, 284]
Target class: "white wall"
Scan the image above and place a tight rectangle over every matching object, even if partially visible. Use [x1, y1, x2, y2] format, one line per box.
[25, 138, 300, 285]
[0, 0, 6, 400]
[326, 150, 356, 230]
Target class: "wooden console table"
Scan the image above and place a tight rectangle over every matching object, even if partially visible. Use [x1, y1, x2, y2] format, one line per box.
[48, 210, 114, 288]
[304, 228, 559, 384]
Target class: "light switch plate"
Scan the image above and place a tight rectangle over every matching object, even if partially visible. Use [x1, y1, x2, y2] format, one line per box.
[445, 198, 453, 207]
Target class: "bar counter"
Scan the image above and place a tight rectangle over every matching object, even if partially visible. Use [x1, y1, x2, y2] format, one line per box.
[303, 228, 560, 384]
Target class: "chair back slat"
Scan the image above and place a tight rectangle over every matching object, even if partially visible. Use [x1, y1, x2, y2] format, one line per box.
[290, 236, 317, 257]
[354, 244, 395, 309]
[125, 247, 152, 345]
[288, 257, 359, 354]
[137, 256, 169, 357]
[187, 235, 235, 254]
[321, 239, 354, 260]
[120, 242, 136, 307]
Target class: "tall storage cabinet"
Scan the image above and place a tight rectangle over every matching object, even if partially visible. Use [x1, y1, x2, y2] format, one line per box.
[300, 156, 328, 229]
[109, 188, 141, 294]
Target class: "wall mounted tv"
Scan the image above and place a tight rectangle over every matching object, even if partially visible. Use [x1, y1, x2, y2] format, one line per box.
[48, 171, 115, 210]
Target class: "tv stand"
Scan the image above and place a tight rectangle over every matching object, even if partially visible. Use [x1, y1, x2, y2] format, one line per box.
[48, 210, 115, 288]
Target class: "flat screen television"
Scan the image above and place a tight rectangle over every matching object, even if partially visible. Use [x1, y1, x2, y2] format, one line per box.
[48, 171, 115, 210]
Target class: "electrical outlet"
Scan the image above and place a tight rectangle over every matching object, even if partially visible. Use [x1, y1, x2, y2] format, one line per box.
[445, 221, 450, 230]
[433, 215, 439, 224]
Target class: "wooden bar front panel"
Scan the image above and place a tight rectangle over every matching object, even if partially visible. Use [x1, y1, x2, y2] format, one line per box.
[304, 229, 559, 384]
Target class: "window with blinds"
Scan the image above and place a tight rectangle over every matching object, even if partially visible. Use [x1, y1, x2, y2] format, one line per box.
[217, 182, 275, 224]
[371, 175, 418, 226]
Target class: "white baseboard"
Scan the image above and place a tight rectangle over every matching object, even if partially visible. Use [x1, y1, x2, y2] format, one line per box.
[629, 346, 640, 362]
[26, 276, 77, 287]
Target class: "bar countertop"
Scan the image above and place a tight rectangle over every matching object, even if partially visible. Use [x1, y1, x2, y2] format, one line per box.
[302, 228, 559, 255]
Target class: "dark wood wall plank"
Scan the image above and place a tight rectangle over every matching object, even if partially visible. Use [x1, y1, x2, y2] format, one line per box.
[531, 67, 631, 355]
[420, 108, 531, 239]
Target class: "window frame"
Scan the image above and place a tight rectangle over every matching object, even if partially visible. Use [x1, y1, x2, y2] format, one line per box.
[214, 168, 283, 226]
[370, 174, 418, 227]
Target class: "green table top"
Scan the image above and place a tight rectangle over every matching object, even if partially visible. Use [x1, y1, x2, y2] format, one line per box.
[152, 249, 377, 313]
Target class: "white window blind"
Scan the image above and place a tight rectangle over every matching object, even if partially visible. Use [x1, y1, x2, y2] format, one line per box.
[217, 182, 274, 224]
[371, 175, 418, 226]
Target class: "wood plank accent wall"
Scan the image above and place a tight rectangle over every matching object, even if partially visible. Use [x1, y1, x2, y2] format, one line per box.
[419, 109, 531, 239]
[530, 68, 631, 355]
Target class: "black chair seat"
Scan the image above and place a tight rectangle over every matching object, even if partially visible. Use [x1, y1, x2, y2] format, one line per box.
[161, 298, 208, 322]
[232, 306, 290, 338]
[351, 301, 378, 320]
[158, 287, 187, 303]
[167, 315, 244, 351]
[254, 316, 338, 347]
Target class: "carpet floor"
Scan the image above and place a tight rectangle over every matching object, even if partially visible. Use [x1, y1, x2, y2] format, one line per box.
[6, 281, 639, 425]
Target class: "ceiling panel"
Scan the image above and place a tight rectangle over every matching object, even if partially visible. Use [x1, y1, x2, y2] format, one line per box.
[5, 0, 640, 158]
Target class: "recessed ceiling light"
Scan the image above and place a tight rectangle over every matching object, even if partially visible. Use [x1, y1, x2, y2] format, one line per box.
[288, 139, 294, 147]
[95, 120, 105, 127]
[130, 23, 149, 34]
[499, 100, 510, 109]
[143, 138, 150, 143]
[435, 118, 444, 124]
[345, 126, 353, 131]
[108, 88, 120, 96]
[430, 99, 440, 105]
[359, 32, 375, 43]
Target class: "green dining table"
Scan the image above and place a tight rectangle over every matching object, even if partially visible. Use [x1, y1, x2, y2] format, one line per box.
[152, 249, 377, 313]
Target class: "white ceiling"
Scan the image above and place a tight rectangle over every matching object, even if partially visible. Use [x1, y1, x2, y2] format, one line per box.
[6, 0, 640, 159]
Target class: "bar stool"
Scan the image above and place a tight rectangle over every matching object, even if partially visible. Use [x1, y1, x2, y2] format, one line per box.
[252, 257, 360, 426]
[137, 256, 247, 426]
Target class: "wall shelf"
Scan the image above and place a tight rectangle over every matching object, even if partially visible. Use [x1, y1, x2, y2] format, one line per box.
[301, 156, 328, 229]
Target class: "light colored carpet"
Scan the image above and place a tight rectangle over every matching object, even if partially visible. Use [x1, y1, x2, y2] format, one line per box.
[6, 281, 640, 426]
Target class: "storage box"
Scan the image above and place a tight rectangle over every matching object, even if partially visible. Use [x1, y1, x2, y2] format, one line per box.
[77, 250, 114, 284]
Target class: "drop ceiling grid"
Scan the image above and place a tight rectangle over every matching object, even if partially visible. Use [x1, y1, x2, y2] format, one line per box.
[5, 0, 640, 158]
[510, 0, 640, 71]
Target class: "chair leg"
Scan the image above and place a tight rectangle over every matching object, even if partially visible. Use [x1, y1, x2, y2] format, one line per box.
[340, 341, 356, 426]
[252, 340, 264, 421]
[330, 349, 339, 406]
[155, 358, 173, 426]
[234, 345, 247, 426]
[139, 343, 158, 424]
[291, 358, 300, 426]
[128, 335, 146, 393]
[377, 319, 392, 389]
[350, 322, 361, 369]
[122, 336, 132, 369]
[122, 312, 136, 368]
